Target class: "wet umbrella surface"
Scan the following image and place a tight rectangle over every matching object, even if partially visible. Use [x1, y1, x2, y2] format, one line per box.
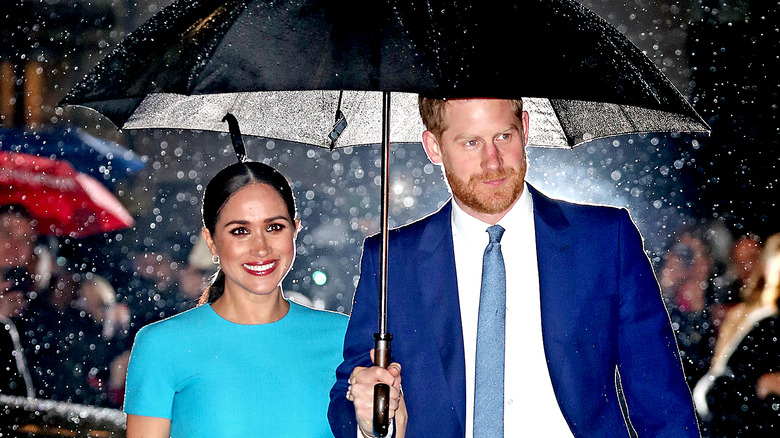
[0, 152, 134, 238]
[62, 0, 708, 148]
[0, 127, 145, 188]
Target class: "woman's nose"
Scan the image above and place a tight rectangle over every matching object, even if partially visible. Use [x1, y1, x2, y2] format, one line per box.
[253, 234, 270, 256]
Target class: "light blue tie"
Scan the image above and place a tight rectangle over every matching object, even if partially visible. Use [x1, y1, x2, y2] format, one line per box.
[474, 224, 506, 437]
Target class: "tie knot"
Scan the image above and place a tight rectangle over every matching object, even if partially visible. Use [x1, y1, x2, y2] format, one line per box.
[487, 224, 504, 243]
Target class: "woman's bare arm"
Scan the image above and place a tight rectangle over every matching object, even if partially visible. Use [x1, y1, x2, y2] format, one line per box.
[126, 414, 171, 438]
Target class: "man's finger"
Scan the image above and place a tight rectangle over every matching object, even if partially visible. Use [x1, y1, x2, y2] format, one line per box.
[352, 366, 396, 386]
[349, 366, 367, 385]
[388, 362, 402, 388]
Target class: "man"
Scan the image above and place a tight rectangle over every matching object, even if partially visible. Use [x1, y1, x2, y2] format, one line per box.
[0, 204, 37, 270]
[328, 97, 700, 437]
[0, 266, 35, 397]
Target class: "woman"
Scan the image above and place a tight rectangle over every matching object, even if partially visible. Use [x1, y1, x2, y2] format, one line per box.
[124, 159, 349, 437]
[694, 233, 780, 437]
[659, 228, 718, 385]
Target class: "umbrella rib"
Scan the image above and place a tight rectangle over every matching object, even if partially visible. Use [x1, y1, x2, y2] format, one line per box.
[546, 99, 576, 148]
[229, 93, 248, 122]
[328, 91, 347, 150]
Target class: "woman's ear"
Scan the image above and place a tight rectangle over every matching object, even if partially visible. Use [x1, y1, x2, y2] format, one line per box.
[202, 227, 217, 258]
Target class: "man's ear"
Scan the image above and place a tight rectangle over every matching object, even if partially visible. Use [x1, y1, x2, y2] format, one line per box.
[521, 111, 530, 147]
[421, 130, 443, 164]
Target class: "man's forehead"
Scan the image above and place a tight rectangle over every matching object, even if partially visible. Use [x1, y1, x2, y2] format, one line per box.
[443, 104, 522, 131]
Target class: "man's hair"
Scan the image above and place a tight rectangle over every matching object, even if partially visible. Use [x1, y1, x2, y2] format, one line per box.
[418, 96, 524, 141]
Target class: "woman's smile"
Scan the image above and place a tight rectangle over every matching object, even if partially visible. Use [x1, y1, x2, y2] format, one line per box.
[242, 260, 279, 276]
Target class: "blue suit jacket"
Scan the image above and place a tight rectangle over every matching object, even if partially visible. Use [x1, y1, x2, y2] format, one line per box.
[329, 185, 700, 437]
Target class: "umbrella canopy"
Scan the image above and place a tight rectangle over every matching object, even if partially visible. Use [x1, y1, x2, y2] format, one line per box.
[61, 0, 709, 148]
[0, 127, 145, 188]
[0, 152, 134, 238]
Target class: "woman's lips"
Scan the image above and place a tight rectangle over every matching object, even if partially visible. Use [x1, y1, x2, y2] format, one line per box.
[243, 261, 278, 276]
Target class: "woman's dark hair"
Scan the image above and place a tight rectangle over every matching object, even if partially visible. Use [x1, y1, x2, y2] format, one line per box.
[199, 161, 297, 305]
[0, 204, 34, 221]
[2, 266, 35, 294]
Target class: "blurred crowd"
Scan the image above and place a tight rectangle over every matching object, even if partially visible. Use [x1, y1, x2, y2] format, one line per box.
[657, 222, 780, 436]
[2, 200, 779, 435]
[0, 203, 212, 409]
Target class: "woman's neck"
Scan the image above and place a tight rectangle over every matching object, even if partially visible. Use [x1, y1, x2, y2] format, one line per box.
[211, 288, 290, 325]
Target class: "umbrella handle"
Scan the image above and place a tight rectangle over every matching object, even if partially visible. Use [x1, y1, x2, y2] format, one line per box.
[373, 384, 390, 437]
[372, 332, 392, 437]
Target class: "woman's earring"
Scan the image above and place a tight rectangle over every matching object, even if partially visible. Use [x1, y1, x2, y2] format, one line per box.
[212, 254, 220, 264]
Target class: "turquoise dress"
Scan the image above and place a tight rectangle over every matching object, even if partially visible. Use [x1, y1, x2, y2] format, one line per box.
[124, 301, 347, 437]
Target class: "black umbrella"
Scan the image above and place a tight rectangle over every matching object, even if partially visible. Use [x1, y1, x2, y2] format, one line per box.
[61, 0, 709, 148]
[61, 0, 710, 434]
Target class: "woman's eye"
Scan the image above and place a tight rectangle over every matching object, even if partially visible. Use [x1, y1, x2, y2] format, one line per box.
[229, 227, 249, 235]
[267, 223, 285, 232]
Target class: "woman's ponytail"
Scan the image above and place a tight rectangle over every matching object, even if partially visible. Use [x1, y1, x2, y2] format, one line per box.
[199, 270, 226, 305]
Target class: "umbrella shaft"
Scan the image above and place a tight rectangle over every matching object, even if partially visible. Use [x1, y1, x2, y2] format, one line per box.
[378, 91, 390, 336]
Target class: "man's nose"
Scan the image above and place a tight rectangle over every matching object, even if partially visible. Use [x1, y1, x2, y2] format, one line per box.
[482, 142, 502, 170]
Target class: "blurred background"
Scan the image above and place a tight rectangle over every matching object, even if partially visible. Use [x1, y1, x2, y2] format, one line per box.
[0, 0, 777, 436]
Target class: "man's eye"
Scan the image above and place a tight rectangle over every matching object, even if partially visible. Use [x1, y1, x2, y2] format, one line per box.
[465, 140, 478, 147]
[497, 133, 511, 141]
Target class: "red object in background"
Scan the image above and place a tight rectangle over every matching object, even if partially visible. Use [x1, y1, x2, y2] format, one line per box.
[0, 151, 134, 238]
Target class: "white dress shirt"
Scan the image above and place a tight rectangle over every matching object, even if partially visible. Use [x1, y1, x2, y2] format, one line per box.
[451, 183, 573, 437]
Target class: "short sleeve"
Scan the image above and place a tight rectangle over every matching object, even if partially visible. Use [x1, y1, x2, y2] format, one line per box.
[123, 324, 176, 419]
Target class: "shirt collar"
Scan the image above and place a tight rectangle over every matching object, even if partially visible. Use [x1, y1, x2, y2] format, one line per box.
[451, 182, 533, 239]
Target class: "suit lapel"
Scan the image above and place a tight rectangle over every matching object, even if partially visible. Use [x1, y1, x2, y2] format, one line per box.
[415, 201, 467, 436]
[529, 185, 578, 410]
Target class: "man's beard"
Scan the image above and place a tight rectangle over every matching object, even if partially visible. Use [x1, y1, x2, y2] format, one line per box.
[444, 165, 525, 215]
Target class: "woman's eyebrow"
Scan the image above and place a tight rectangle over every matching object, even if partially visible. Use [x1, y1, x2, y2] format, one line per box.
[222, 216, 292, 227]
[222, 219, 250, 227]
[264, 215, 292, 224]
